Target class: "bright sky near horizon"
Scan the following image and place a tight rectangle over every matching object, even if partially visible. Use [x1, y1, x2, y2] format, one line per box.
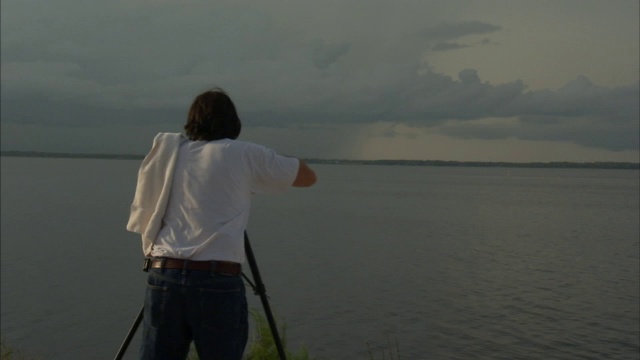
[1, 0, 638, 162]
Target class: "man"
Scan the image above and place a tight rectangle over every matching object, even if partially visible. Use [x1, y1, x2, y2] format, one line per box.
[127, 88, 316, 359]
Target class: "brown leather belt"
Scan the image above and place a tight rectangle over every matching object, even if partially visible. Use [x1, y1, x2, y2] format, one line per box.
[150, 258, 241, 274]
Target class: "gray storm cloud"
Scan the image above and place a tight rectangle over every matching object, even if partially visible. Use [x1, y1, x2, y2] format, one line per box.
[420, 21, 503, 40]
[311, 39, 351, 70]
[239, 69, 639, 151]
[431, 42, 471, 52]
[1, 0, 638, 155]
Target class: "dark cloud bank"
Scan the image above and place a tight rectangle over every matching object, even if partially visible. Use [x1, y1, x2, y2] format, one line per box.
[242, 70, 639, 152]
[2, 68, 638, 153]
[1, 3, 637, 154]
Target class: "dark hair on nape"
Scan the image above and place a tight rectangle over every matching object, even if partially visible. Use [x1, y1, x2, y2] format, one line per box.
[184, 88, 242, 141]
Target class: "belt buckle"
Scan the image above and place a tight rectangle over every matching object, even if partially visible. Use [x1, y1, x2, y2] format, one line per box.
[142, 258, 152, 272]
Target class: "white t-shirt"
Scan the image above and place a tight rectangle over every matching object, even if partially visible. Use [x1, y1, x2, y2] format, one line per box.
[150, 139, 299, 262]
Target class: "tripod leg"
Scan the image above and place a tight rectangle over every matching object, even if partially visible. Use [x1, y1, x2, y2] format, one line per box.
[114, 305, 144, 360]
[244, 231, 287, 360]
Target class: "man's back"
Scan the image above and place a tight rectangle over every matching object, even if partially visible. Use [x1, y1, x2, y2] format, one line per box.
[152, 139, 299, 262]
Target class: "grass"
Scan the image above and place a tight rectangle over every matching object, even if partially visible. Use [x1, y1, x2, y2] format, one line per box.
[185, 309, 312, 360]
[1, 338, 36, 360]
[3, 314, 400, 360]
[365, 334, 402, 360]
[243, 309, 311, 360]
[1, 310, 310, 360]
[240, 310, 402, 360]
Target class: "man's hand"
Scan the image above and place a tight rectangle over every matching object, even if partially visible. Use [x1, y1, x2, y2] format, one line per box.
[292, 159, 317, 187]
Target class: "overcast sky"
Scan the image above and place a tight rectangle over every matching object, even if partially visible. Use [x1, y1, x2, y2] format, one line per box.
[1, 0, 638, 162]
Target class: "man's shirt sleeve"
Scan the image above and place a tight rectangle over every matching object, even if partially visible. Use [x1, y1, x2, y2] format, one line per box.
[248, 144, 300, 194]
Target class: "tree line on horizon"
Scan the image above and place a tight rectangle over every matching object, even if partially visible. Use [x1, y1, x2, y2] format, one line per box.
[1, 150, 638, 170]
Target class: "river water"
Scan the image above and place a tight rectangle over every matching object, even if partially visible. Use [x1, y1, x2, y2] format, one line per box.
[1, 157, 638, 359]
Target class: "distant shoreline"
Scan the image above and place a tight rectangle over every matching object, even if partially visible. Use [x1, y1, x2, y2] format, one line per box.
[1, 150, 638, 170]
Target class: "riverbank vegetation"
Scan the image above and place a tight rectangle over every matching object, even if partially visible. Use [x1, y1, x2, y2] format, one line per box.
[187, 309, 311, 359]
[2, 313, 400, 359]
[1, 338, 36, 360]
[1, 310, 312, 360]
[3, 151, 638, 170]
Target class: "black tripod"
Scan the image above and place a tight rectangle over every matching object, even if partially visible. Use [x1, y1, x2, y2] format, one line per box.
[114, 231, 287, 360]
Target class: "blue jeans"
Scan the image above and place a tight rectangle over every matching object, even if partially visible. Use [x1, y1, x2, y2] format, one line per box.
[139, 268, 248, 360]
